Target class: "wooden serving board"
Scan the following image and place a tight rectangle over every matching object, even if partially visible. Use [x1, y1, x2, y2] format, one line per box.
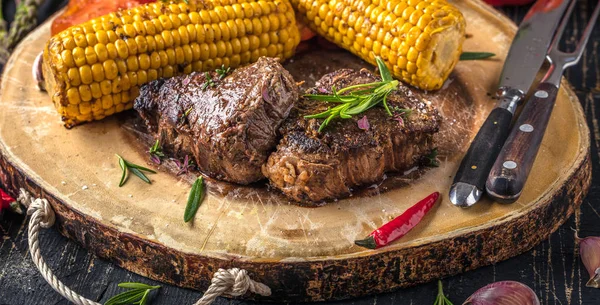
[0, 0, 591, 302]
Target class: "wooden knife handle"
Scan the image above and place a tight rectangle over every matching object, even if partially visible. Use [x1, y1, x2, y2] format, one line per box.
[486, 82, 559, 203]
[452, 107, 513, 192]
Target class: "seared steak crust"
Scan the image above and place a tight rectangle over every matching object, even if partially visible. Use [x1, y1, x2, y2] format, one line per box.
[263, 68, 441, 204]
[135, 57, 298, 184]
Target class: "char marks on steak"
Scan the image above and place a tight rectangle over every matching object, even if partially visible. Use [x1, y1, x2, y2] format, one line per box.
[135, 57, 298, 184]
[262, 68, 441, 204]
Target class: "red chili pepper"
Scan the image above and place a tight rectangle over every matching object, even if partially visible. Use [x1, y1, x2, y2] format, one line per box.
[355, 191, 440, 249]
[0, 188, 21, 215]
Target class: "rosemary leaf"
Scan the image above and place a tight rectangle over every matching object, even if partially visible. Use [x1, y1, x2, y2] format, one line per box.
[184, 176, 205, 222]
[149, 140, 164, 158]
[105, 289, 146, 305]
[118, 156, 127, 187]
[150, 140, 159, 153]
[124, 161, 157, 174]
[139, 290, 150, 305]
[460, 52, 495, 60]
[130, 168, 152, 184]
[423, 148, 440, 167]
[118, 283, 161, 290]
[215, 64, 231, 79]
[105, 282, 160, 305]
[377, 58, 393, 82]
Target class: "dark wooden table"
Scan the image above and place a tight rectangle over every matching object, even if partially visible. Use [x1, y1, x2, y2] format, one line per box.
[1, 0, 600, 304]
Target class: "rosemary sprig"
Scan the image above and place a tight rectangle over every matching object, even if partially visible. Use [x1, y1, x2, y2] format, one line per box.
[215, 64, 231, 79]
[201, 72, 216, 90]
[304, 57, 399, 132]
[423, 148, 440, 167]
[149, 139, 164, 157]
[460, 52, 495, 60]
[179, 107, 193, 125]
[149, 139, 164, 164]
[201, 65, 231, 89]
[184, 176, 205, 222]
[104, 282, 160, 305]
[117, 154, 156, 187]
[0, 0, 45, 65]
[4, 0, 44, 58]
[433, 280, 453, 305]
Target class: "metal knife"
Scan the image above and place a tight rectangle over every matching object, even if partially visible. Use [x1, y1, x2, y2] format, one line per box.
[449, 0, 573, 207]
[486, 0, 600, 203]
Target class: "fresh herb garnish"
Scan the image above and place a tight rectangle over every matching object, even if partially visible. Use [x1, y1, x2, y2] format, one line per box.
[173, 155, 195, 176]
[423, 148, 440, 167]
[201, 72, 215, 90]
[184, 176, 205, 222]
[149, 139, 164, 164]
[104, 282, 160, 305]
[460, 52, 495, 60]
[433, 280, 453, 305]
[392, 106, 412, 116]
[200, 66, 232, 90]
[304, 57, 399, 132]
[179, 107, 193, 125]
[215, 64, 231, 79]
[117, 154, 156, 187]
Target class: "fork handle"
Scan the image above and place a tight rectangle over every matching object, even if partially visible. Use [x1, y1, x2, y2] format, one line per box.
[486, 82, 559, 203]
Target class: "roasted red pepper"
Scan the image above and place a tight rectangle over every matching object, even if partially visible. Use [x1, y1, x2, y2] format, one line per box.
[51, 0, 157, 35]
[483, 0, 535, 6]
[355, 191, 440, 249]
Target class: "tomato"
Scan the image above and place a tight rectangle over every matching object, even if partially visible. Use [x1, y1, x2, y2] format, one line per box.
[51, 0, 156, 35]
[296, 20, 316, 41]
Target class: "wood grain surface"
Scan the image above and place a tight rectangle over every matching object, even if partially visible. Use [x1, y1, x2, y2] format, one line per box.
[1, 0, 600, 304]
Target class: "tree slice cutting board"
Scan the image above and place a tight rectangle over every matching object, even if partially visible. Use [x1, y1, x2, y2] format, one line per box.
[0, 0, 591, 302]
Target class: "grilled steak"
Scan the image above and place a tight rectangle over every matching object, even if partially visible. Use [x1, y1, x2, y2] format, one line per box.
[263, 68, 441, 204]
[135, 57, 298, 184]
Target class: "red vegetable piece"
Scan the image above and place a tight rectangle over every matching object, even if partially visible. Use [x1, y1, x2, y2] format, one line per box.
[483, 0, 535, 7]
[355, 191, 440, 249]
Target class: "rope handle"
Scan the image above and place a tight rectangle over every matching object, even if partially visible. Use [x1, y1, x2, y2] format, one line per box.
[16, 188, 271, 305]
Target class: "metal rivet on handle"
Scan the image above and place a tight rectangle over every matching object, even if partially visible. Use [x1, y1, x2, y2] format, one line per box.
[503, 161, 517, 169]
[519, 124, 534, 132]
[534, 90, 548, 98]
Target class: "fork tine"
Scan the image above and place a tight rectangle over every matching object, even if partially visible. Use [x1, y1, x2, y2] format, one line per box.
[569, 0, 600, 63]
[548, 0, 578, 52]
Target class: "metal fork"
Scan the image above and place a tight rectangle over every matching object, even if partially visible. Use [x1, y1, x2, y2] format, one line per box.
[485, 0, 600, 203]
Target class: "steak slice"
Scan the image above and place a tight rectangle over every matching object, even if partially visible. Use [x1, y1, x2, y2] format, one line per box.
[263, 68, 441, 204]
[135, 57, 298, 184]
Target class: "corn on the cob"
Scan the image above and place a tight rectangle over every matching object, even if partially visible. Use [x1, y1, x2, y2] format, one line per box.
[291, 0, 466, 90]
[43, 0, 301, 128]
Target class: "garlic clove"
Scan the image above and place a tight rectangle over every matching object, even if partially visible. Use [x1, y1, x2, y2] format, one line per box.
[578, 235, 600, 288]
[463, 281, 540, 305]
[32, 52, 45, 91]
[588, 268, 600, 288]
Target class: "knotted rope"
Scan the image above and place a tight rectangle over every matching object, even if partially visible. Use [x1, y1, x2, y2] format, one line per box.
[17, 188, 271, 305]
[193, 268, 271, 305]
